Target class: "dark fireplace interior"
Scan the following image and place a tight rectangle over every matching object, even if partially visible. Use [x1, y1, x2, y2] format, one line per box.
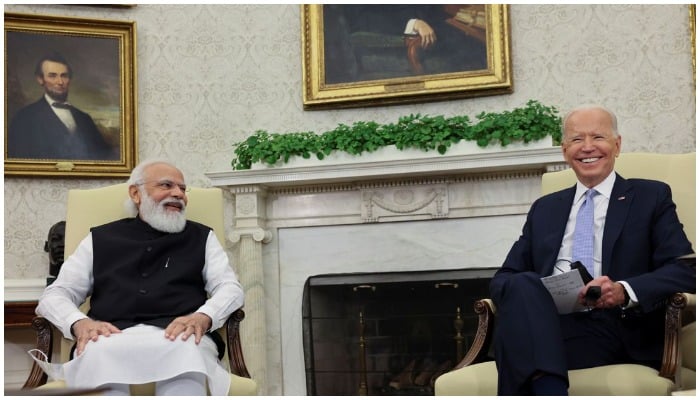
[302, 268, 496, 396]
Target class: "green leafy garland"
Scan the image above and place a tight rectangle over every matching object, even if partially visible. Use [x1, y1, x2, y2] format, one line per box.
[232, 100, 561, 170]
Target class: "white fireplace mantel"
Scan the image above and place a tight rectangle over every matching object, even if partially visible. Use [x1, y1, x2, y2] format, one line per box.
[206, 146, 566, 188]
[205, 146, 568, 395]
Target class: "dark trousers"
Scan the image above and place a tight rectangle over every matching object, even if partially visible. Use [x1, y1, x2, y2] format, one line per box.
[492, 272, 638, 395]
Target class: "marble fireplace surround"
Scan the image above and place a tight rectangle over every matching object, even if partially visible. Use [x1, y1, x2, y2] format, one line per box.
[206, 145, 567, 395]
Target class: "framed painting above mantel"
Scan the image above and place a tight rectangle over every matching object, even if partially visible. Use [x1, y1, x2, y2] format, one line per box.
[4, 12, 137, 178]
[301, 4, 512, 110]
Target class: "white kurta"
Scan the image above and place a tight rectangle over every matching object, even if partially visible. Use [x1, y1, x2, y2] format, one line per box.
[34, 229, 245, 395]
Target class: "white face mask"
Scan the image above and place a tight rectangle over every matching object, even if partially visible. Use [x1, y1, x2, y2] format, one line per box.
[28, 349, 66, 381]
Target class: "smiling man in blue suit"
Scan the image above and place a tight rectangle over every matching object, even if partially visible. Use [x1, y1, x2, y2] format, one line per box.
[490, 105, 695, 395]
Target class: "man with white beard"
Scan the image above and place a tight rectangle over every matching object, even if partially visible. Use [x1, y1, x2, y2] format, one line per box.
[34, 159, 245, 395]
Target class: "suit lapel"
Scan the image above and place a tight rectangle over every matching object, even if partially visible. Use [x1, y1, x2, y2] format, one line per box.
[601, 174, 633, 275]
[543, 186, 576, 274]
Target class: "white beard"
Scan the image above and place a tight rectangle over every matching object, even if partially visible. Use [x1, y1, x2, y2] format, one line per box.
[138, 190, 187, 233]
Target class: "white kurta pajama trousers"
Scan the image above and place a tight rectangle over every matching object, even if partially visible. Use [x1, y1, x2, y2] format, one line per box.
[30, 324, 231, 395]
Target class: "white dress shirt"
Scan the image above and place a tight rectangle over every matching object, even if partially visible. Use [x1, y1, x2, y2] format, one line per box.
[46, 94, 77, 133]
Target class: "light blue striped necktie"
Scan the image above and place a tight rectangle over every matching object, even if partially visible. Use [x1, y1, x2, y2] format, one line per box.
[572, 189, 598, 277]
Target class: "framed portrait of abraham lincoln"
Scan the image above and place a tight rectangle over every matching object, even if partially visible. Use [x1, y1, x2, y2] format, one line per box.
[4, 13, 137, 177]
[301, 4, 512, 110]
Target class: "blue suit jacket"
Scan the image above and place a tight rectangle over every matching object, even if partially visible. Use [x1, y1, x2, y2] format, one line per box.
[490, 174, 695, 362]
[492, 174, 694, 310]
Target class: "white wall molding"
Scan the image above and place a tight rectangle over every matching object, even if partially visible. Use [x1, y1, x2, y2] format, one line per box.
[4, 279, 46, 302]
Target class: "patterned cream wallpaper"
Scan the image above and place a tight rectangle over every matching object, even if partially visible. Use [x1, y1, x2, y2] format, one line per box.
[4, 4, 696, 280]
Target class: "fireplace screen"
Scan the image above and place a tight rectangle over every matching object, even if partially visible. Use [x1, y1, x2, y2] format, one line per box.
[302, 268, 495, 396]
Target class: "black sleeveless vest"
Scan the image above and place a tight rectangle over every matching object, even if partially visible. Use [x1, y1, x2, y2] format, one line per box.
[89, 217, 210, 328]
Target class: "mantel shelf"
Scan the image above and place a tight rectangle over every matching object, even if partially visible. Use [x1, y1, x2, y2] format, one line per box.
[206, 146, 565, 188]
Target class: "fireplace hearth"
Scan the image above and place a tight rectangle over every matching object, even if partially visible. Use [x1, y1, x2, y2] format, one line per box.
[302, 268, 495, 396]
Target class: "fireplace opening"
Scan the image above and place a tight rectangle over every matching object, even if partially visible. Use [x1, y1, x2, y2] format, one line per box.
[302, 268, 496, 396]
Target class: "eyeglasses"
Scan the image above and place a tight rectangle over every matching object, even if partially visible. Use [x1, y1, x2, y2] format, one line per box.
[136, 179, 189, 193]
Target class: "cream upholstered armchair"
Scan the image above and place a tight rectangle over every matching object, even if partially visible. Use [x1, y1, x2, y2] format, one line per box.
[23, 183, 258, 395]
[435, 152, 696, 396]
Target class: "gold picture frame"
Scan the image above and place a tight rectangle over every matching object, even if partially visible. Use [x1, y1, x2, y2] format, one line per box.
[5, 12, 137, 177]
[690, 4, 695, 84]
[301, 4, 512, 110]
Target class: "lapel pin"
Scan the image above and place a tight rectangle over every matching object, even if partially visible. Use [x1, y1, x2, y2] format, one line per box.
[617, 196, 625, 200]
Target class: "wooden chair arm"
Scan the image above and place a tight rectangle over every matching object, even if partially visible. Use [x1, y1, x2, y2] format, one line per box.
[225, 308, 251, 378]
[22, 316, 54, 389]
[453, 298, 496, 370]
[658, 292, 693, 381]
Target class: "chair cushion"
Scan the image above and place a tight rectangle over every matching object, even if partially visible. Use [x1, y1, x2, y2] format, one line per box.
[681, 322, 695, 371]
[434, 361, 498, 396]
[229, 374, 258, 396]
[434, 361, 675, 396]
[36, 373, 257, 396]
[681, 368, 696, 391]
[568, 364, 674, 396]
